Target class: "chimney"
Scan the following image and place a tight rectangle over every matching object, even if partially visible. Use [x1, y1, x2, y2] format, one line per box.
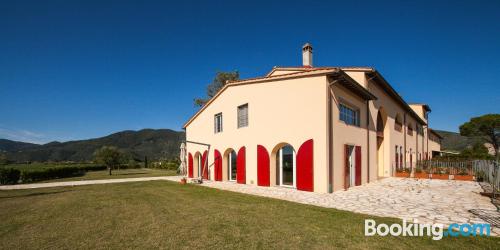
[302, 43, 313, 67]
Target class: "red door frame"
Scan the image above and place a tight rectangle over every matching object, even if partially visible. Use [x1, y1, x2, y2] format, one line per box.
[237, 147, 246, 184]
[188, 153, 193, 178]
[296, 139, 314, 192]
[257, 145, 270, 186]
[355, 146, 361, 186]
[202, 150, 208, 180]
[214, 149, 222, 181]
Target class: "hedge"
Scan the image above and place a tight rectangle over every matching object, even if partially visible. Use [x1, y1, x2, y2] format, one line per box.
[0, 168, 21, 184]
[19, 165, 107, 183]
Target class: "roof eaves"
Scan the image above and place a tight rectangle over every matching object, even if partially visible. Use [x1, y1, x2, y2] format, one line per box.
[328, 71, 377, 100]
[367, 70, 427, 125]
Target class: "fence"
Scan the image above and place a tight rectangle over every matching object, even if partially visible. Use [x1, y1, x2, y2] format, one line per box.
[472, 160, 499, 193]
[399, 159, 500, 194]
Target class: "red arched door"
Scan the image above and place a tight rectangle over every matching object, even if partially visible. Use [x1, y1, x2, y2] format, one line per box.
[297, 139, 314, 192]
[237, 147, 246, 184]
[257, 145, 270, 186]
[202, 151, 208, 180]
[188, 153, 193, 178]
[214, 149, 222, 181]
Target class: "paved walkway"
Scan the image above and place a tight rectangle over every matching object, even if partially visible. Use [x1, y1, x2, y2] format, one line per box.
[192, 177, 500, 235]
[0, 176, 173, 190]
[2, 176, 498, 235]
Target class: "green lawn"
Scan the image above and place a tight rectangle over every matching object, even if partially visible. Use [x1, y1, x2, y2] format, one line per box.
[38, 168, 176, 182]
[0, 181, 497, 249]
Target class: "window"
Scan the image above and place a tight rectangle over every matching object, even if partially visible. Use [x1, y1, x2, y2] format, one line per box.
[214, 113, 223, 133]
[228, 150, 237, 181]
[276, 145, 296, 187]
[339, 103, 360, 126]
[407, 124, 413, 136]
[237, 104, 248, 128]
[395, 114, 402, 132]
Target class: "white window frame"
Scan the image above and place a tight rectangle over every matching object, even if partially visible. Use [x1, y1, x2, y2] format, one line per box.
[278, 147, 296, 188]
[339, 103, 360, 127]
[197, 154, 202, 177]
[228, 151, 236, 181]
[214, 113, 223, 133]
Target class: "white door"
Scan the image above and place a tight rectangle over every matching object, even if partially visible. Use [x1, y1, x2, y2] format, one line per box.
[348, 146, 355, 187]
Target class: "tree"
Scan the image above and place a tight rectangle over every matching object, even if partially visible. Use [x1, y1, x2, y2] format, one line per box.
[94, 146, 124, 175]
[0, 153, 8, 165]
[194, 71, 239, 107]
[460, 142, 493, 160]
[459, 114, 500, 157]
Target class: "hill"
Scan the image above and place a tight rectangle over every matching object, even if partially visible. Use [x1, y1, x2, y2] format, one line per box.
[0, 129, 185, 163]
[434, 130, 484, 152]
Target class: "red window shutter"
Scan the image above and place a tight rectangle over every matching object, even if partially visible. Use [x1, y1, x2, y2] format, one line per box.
[344, 144, 349, 190]
[214, 150, 222, 181]
[257, 145, 270, 186]
[202, 151, 208, 180]
[237, 147, 246, 184]
[395, 150, 398, 169]
[296, 139, 314, 192]
[355, 146, 362, 186]
[188, 153, 193, 178]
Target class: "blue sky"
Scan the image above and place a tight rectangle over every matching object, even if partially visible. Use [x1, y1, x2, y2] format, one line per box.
[1, 0, 499, 143]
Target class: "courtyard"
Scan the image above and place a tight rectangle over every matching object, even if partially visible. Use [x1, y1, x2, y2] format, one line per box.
[192, 177, 500, 235]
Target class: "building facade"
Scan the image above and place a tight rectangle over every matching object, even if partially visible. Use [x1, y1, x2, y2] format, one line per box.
[183, 44, 441, 193]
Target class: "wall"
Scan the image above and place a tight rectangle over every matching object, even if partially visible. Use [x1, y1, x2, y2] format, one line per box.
[185, 75, 330, 193]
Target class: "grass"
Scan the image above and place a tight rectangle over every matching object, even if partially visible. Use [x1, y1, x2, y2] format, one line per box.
[38, 168, 176, 182]
[0, 181, 498, 249]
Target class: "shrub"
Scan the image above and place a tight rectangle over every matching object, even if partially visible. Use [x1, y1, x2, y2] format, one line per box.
[17, 164, 106, 183]
[0, 168, 21, 185]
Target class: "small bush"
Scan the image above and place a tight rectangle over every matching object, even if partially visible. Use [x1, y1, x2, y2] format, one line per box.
[0, 168, 21, 185]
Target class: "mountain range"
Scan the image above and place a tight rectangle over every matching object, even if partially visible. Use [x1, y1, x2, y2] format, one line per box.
[0, 129, 484, 163]
[0, 129, 185, 163]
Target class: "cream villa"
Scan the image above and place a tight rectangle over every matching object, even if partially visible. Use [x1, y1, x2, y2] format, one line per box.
[183, 43, 442, 193]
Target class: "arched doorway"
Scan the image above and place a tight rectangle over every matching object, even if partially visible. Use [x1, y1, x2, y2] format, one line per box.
[275, 144, 296, 187]
[193, 152, 202, 178]
[376, 108, 389, 177]
[225, 149, 237, 181]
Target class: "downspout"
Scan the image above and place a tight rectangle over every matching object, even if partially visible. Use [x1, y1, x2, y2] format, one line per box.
[366, 100, 370, 183]
[416, 124, 419, 163]
[404, 113, 407, 166]
[327, 81, 336, 193]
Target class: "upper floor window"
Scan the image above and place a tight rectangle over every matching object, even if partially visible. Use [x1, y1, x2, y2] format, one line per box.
[214, 113, 223, 133]
[407, 124, 414, 136]
[339, 103, 360, 126]
[395, 114, 403, 132]
[237, 104, 248, 128]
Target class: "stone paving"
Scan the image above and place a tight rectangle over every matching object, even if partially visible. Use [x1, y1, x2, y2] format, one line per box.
[178, 176, 500, 235]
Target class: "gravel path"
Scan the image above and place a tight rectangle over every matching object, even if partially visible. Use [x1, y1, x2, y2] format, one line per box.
[0, 176, 173, 190]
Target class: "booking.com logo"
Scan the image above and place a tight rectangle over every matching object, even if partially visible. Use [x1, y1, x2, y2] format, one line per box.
[365, 219, 491, 240]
